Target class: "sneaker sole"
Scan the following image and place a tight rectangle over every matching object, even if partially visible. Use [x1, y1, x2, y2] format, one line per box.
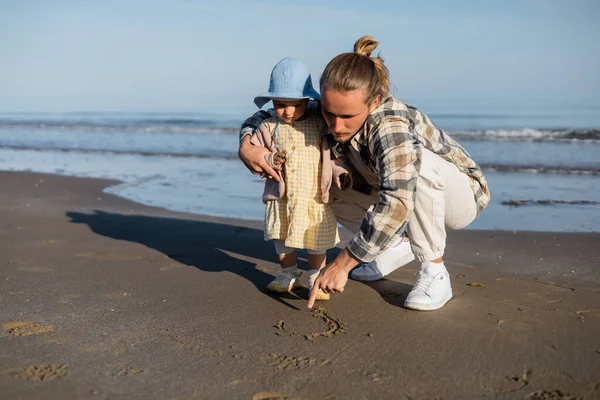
[350, 252, 415, 282]
[404, 292, 453, 311]
[349, 271, 384, 282]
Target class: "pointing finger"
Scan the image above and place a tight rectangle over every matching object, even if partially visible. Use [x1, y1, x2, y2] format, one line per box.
[307, 279, 320, 309]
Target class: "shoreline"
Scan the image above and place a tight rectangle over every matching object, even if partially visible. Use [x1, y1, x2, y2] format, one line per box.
[3, 167, 600, 233]
[1, 171, 599, 399]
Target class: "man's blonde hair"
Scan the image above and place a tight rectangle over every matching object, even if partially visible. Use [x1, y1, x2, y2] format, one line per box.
[320, 36, 390, 105]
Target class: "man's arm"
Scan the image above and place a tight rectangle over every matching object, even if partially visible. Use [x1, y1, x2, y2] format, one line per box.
[239, 110, 274, 140]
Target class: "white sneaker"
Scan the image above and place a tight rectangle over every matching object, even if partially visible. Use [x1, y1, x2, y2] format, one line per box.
[267, 272, 302, 293]
[350, 238, 415, 281]
[404, 262, 452, 311]
[308, 273, 330, 301]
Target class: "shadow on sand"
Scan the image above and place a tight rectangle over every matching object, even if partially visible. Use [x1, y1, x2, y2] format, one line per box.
[66, 210, 413, 309]
[66, 210, 336, 310]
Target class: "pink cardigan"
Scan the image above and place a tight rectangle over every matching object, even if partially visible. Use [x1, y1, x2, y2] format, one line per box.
[250, 123, 352, 204]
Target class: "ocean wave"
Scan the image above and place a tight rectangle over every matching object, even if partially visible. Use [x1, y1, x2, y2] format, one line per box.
[481, 164, 600, 175]
[452, 128, 600, 142]
[1, 145, 598, 176]
[1, 117, 599, 141]
[0, 120, 239, 135]
[0, 145, 239, 160]
[502, 199, 600, 207]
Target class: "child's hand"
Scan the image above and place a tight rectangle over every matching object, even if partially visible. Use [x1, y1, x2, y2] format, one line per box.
[273, 149, 287, 169]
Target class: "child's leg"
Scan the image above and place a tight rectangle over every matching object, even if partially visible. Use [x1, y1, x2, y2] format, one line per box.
[307, 253, 326, 271]
[274, 239, 297, 270]
[307, 250, 329, 301]
[267, 240, 301, 293]
[278, 250, 297, 269]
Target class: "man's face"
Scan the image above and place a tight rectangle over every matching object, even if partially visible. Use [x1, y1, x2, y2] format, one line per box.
[320, 88, 378, 144]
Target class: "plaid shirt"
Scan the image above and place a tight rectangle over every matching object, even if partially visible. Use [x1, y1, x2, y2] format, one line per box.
[240, 97, 490, 262]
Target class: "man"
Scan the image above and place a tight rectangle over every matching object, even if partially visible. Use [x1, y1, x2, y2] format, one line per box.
[239, 36, 490, 311]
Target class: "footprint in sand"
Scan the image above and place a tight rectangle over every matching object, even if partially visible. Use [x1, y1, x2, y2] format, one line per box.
[10, 259, 53, 272]
[3, 322, 54, 337]
[509, 368, 532, 388]
[75, 252, 144, 261]
[489, 369, 583, 399]
[252, 392, 290, 400]
[365, 370, 390, 384]
[58, 293, 82, 304]
[229, 379, 256, 386]
[6, 364, 68, 381]
[274, 306, 346, 340]
[102, 292, 133, 300]
[525, 389, 580, 400]
[467, 282, 487, 287]
[18, 265, 53, 273]
[160, 263, 184, 272]
[259, 353, 330, 371]
[115, 366, 144, 376]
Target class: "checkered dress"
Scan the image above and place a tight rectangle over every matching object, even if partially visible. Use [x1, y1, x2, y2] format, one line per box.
[262, 114, 339, 251]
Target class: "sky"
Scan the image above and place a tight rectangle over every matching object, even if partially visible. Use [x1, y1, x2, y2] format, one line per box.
[0, 0, 599, 112]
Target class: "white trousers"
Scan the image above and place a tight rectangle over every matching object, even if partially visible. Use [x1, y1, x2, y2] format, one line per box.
[331, 149, 478, 262]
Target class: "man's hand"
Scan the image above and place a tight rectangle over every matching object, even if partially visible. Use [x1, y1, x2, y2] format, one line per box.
[238, 136, 280, 181]
[307, 248, 361, 308]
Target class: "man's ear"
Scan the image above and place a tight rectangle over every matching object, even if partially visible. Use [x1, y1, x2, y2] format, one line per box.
[369, 95, 381, 112]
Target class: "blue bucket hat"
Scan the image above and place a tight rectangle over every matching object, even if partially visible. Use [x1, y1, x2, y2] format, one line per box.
[254, 57, 320, 109]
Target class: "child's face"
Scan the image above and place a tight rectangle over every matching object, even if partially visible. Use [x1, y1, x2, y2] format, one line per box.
[272, 99, 308, 124]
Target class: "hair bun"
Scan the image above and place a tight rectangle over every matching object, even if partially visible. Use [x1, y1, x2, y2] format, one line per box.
[353, 36, 379, 57]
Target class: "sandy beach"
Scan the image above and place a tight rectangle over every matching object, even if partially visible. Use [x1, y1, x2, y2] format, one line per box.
[1, 171, 599, 400]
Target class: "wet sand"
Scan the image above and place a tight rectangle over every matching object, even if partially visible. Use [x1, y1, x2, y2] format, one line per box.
[1, 171, 599, 400]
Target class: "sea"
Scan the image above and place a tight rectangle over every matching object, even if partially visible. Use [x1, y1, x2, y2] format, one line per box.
[1, 98, 599, 232]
